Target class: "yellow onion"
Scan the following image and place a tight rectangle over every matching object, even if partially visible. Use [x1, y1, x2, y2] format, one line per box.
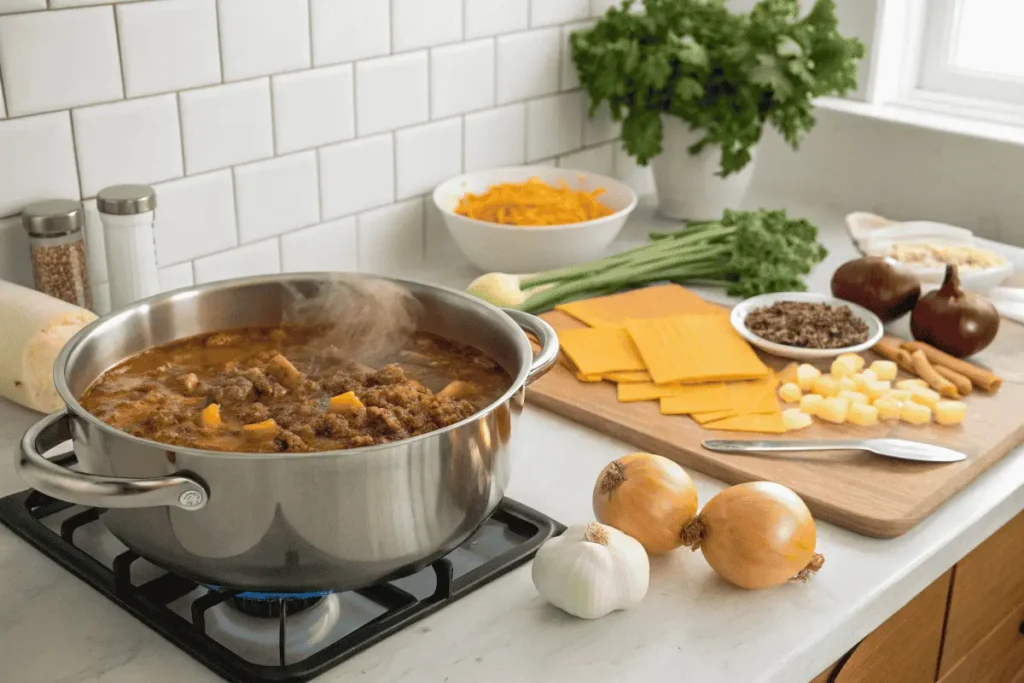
[682, 481, 823, 589]
[592, 453, 698, 555]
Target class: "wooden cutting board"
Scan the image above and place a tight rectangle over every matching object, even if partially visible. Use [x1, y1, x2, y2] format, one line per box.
[528, 309, 1024, 538]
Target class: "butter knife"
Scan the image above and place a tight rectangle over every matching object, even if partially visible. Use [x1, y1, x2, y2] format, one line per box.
[702, 438, 967, 463]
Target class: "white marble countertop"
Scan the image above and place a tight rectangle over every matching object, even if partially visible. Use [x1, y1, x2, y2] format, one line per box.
[1, 197, 1022, 683]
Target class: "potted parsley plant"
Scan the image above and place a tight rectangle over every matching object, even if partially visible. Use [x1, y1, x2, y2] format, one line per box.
[571, 0, 865, 220]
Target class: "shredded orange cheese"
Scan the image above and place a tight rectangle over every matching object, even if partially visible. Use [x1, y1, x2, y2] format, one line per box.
[455, 177, 615, 226]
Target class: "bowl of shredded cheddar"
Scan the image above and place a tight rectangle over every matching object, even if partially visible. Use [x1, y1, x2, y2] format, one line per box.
[433, 166, 638, 272]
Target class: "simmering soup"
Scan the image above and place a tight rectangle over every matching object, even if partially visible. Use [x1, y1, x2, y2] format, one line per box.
[79, 326, 511, 453]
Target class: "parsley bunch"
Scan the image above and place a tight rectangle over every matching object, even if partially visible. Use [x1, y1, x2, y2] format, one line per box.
[571, 0, 865, 176]
[515, 208, 828, 312]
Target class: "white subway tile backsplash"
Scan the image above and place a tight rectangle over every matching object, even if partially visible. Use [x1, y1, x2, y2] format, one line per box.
[0, 0, 596, 288]
[158, 262, 194, 292]
[464, 0, 527, 38]
[81, 200, 107, 286]
[355, 52, 429, 136]
[496, 29, 561, 104]
[153, 170, 237, 265]
[0, 0, 45, 13]
[319, 134, 395, 219]
[357, 198, 423, 274]
[431, 40, 495, 119]
[193, 239, 280, 284]
[591, 0, 625, 16]
[0, 7, 122, 117]
[234, 152, 319, 243]
[0, 112, 79, 218]
[395, 118, 462, 200]
[561, 21, 593, 90]
[49, 0, 112, 7]
[310, 0, 390, 66]
[392, 0, 462, 52]
[281, 218, 358, 273]
[0, 216, 32, 287]
[179, 79, 274, 174]
[424, 200, 461, 260]
[272, 66, 355, 154]
[583, 102, 620, 145]
[72, 95, 184, 198]
[464, 104, 525, 172]
[531, 0, 589, 27]
[527, 92, 584, 160]
[218, 0, 310, 82]
[117, 0, 222, 98]
[558, 142, 615, 177]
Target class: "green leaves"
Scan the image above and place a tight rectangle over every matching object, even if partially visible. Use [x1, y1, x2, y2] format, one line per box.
[571, 0, 864, 177]
[517, 208, 829, 312]
[621, 111, 663, 165]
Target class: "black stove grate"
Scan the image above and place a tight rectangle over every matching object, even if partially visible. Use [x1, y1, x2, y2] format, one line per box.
[0, 452, 564, 683]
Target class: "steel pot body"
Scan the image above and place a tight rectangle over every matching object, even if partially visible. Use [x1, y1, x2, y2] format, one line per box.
[17, 274, 558, 591]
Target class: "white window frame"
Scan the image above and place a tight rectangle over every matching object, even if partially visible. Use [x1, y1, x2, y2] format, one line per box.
[918, 0, 1024, 105]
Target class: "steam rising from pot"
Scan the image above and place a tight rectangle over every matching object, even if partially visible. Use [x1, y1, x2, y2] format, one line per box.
[281, 275, 423, 366]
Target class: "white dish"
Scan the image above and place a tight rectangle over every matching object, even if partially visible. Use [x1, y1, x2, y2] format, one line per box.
[432, 166, 638, 273]
[730, 292, 884, 362]
[864, 236, 1013, 293]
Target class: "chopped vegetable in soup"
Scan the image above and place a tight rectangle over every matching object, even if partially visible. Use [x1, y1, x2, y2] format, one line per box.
[79, 326, 511, 453]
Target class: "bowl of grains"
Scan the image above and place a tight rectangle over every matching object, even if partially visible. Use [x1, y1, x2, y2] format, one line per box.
[730, 292, 884, 361]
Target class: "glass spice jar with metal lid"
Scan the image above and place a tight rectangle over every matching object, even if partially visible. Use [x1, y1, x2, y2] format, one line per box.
[22, 199, 92, 309]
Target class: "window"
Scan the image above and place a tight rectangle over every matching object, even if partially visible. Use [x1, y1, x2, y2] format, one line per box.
[918, 0, 1024, 106]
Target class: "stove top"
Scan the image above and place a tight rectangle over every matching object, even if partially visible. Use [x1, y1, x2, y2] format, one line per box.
[0, 452, 564, 683]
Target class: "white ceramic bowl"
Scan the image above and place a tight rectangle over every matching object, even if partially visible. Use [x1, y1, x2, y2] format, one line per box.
[730, 292, 884, 361]
[864, 236, 1013, 293]
[432, 166, 638, 272]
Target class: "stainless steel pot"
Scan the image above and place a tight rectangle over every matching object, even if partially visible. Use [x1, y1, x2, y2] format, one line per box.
[16, 274, 558, 591]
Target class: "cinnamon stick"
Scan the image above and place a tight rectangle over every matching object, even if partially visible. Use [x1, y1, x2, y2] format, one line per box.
[909, 349, 959, 398]
[902, 341, 1002, 393]
[935, 365, 973, 396]
[872, 336, 916, 373]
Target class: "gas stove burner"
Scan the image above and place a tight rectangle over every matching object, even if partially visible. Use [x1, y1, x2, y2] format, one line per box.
[0, 458, 564, 683]
[228, 593, 328, 619]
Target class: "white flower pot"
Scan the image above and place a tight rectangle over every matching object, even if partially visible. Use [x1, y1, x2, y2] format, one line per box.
[651, 116, 756, 221]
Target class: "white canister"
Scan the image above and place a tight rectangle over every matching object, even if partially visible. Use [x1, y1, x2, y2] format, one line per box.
[97, 184, 161, 310]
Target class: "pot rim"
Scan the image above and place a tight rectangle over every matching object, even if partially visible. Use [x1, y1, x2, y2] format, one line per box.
[54, 273, 535, 461]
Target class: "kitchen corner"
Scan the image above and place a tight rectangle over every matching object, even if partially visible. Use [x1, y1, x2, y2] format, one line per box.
[2, 196, 1022, 683]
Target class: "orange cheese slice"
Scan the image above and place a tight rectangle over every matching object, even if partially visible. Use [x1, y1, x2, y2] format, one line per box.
[557, 327, 645, 375]
[726, 373, 780, 413]
[691, 409, 740, 424]
[703, 412, 786, 434]
[575, 372, 604, 383]
[659, 383, 732, 414]
[557, 284, 721, 328]
[603, 370, 652, 383]
[625, 314, 770, 385]
[617, 381, 687, 403]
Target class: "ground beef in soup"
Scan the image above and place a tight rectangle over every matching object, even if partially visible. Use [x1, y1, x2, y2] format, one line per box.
[79, 326, 510, 453]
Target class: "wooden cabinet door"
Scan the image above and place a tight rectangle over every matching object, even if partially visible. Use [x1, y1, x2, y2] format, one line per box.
[940, 511, 1024, 676]
[810, 570, 952, 683]
[937, 601, 1024, 683]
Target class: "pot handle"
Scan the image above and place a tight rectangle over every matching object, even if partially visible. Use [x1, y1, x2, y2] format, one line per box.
[504, 309, 559, 385]
[17, 411, 209, 511]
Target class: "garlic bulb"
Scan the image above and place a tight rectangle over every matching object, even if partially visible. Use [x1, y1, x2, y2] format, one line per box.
[531, 522, 649, 619]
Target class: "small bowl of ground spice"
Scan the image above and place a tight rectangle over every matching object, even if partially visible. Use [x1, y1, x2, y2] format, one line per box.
[730, 292, 884, 361]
